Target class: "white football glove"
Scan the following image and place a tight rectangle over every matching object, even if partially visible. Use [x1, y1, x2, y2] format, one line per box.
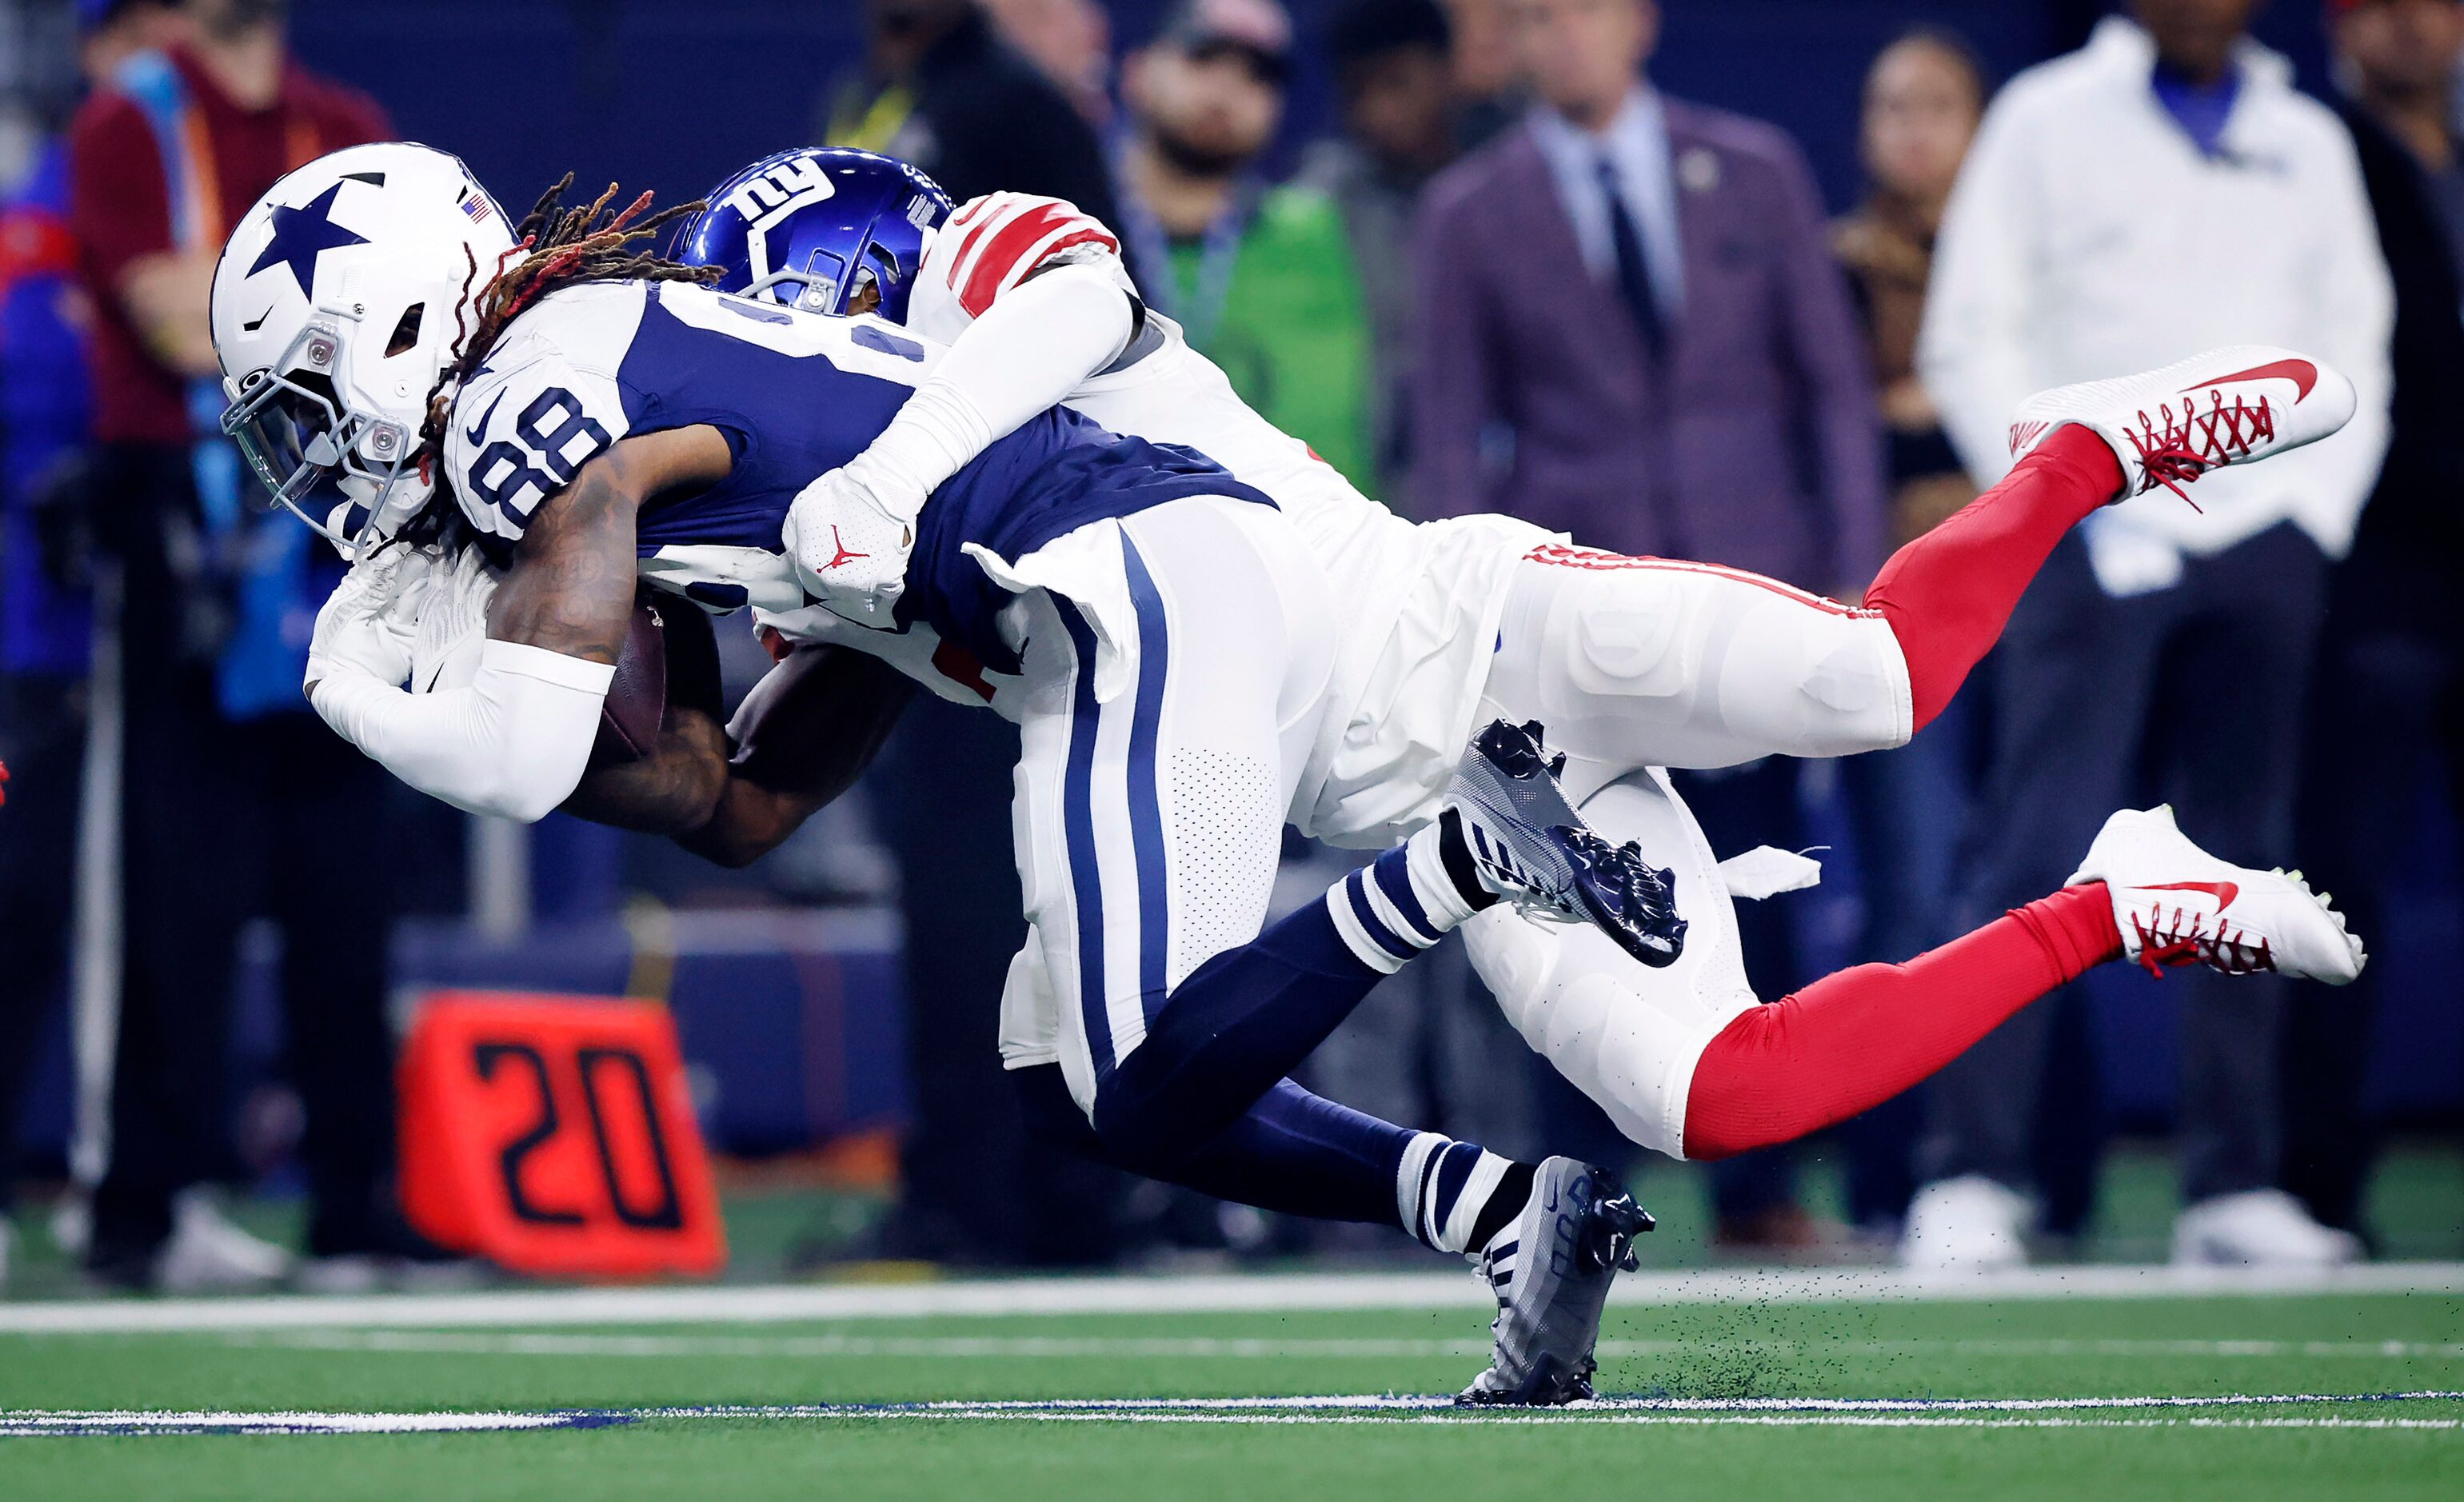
[781, 461, 921, 630]
[306, 541, 441, 693]
[409, 545, 502, 694]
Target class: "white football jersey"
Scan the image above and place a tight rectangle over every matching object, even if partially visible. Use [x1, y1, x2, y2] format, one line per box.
[915, 194, 1547, 845]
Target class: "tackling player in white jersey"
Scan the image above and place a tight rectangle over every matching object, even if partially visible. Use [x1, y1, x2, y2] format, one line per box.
[666, 148, 2364, 1189]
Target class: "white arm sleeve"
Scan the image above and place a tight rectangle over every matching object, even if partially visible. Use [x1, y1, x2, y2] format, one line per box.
[309, 638, 614, 823]
[849, 262, 1138, 512]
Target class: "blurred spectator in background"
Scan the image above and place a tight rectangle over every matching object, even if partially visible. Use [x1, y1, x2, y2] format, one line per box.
[828, 0, 1120, 229]
[1835, 31, 1987, 557]
[815, 0, 1132, 1270]
[979, 0, 1113, 126]
[1438, 0, 1521, 148]
[2283, 0, 2464, 1247]
[1115, 0, 1376, 486]
[1297, 0, 1462, 498]
[66, 0, 429, 1292]
[1827, 27, 1989, 1237]
[1911, 0, 2393, 1270]
[1414, 0, 1885, 1254]
[0, 0, 185, 1292]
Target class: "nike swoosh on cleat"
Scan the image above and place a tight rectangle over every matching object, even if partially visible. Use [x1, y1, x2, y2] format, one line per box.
[2182, 358, 2317, 402]
[462, 389, 507, 446]
[2138, 880, 2240, 912]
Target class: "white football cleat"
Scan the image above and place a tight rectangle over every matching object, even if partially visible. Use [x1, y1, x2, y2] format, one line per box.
[2007, 344, 2356, 505]
[2070, 806, 2365, 985]
[153, 1189, 294, 1295]
[1899, 1175, 2031, 1273]
[2173, 1189, 2363, 1268]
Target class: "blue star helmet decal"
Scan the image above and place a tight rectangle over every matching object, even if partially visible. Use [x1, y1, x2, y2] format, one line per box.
[247, 181, 369, 298]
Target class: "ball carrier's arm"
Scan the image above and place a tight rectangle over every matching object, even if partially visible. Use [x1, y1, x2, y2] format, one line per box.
[562, 630, 915, 865]
[307, 424, 732, 822]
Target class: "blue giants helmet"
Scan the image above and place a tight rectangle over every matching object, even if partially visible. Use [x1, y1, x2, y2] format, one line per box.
[673, 148, 952, 322]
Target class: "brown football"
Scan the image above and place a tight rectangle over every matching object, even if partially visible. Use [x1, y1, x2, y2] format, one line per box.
[589, 588, 668, 765]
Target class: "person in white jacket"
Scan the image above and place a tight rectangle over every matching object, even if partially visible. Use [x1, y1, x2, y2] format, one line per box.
[1910, 4, 2395, 1271]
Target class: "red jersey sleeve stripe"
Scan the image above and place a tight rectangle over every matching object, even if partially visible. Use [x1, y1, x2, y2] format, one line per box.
[958, 202, 1080, 316]
[944, 194, 1019, 291]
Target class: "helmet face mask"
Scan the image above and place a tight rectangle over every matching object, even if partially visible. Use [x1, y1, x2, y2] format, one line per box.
[218, 316, 417, 549]
[745, 246, 852, 314]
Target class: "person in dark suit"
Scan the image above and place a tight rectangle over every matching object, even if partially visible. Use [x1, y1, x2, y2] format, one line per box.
[1412, 0, 1883, 592]
[2285, 0, 2464, 1244]
[1412, 0, 1885, 1252]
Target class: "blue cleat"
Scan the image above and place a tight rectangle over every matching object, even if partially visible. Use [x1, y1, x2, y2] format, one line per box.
[1460, 1156, 1654, 1407]
[1445, 720, 1687, 967]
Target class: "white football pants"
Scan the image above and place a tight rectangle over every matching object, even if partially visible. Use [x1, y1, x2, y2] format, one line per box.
[1468, 548, 1916, 1158]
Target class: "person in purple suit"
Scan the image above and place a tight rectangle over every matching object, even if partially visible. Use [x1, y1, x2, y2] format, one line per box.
[1411, 0, 1887, 1253]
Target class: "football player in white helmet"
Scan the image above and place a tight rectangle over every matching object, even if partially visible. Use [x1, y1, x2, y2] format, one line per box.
[217, 142, 1711, 1406]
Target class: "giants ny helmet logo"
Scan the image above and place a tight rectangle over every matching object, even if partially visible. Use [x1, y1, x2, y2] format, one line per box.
[722, 156, 839, 302]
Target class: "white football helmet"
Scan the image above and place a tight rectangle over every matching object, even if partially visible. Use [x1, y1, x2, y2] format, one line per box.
[211, 142, 516, 553]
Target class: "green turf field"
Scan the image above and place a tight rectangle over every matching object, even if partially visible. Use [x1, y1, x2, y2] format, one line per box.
[2, 1273, 2458, 1500]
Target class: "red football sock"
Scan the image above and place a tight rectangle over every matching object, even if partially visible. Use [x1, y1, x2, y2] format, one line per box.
[1681, 884, 2123, 1161]
[1862, 425, 2124, 733]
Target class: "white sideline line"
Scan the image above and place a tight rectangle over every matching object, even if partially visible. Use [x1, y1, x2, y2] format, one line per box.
[769, 1413, 2460, 1430]
[4, 1413, 2452, 1435]
[0, 1409, 582, 1436]
[823, 1391, 2464, 1412]
[3, 1262, 2460, 1335]
[6, 1392, 2459, 1436]
[215, 1330, 2464, 1362]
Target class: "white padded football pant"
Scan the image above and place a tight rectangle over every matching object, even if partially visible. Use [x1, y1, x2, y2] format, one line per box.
[997, 495, 1337, 1115]
[1465, 548, 1916, 1159]
[1482, 545, 1913, 790]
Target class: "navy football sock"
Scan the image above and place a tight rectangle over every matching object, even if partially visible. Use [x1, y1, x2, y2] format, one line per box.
[1020, 1065, 1531, 1247]
[1093, 833, 1488, 1174]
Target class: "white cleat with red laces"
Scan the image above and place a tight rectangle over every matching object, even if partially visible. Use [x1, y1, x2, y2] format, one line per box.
[2070, 806, 2365, 985]
[2007, 345, 2357, 505]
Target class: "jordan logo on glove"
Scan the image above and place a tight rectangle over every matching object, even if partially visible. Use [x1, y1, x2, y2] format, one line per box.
[782, 462, 921, 628]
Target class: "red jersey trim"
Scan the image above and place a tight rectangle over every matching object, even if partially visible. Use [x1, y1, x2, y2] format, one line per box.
[1520, 543, 1876, 620]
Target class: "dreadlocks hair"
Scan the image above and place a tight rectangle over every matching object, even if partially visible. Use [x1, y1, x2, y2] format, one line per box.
[393, 174, 722, 550]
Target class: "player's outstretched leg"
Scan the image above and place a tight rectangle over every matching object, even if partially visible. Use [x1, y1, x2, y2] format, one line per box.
[1475, 350, 2357, 785]
[1866, 346, 2355, 733]
[1476, 776, 2363, 1167]
[1680, 805, 2362, 1161]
